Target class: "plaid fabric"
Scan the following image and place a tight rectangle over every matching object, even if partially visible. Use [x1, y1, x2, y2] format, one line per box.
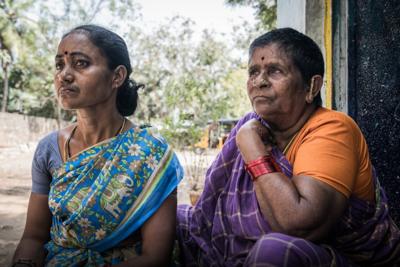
[177, 112, 400, 267]
[331, 168, 400, 266]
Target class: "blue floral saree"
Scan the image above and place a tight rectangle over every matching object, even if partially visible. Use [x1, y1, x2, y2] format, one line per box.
[45, 126, 183, 266]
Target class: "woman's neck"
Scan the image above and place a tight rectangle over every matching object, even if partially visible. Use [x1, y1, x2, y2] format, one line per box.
[270, 105, 318, 151]
[75, 107, 124, 147]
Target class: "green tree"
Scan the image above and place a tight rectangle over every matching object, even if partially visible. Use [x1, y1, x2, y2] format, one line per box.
[1, 0, 257, 148]
[127, 16, 253, 147]
[0, 0, 142, 119]
[0, 0, 35, 112]
[225, 0, 276, 30]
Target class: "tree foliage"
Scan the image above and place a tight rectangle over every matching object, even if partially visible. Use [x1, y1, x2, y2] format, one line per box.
[225, 0, 276, 30]
[0, 0, 37, 112]
[0, 0, 265, 147]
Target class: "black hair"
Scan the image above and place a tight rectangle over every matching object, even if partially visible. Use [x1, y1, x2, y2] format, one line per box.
[249, 28, 324, 106]
[62, 24, 144, 116]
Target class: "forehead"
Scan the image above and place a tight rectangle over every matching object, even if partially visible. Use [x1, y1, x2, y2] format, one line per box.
[249, 43, 293, 66]
[57, 32, 103, 58]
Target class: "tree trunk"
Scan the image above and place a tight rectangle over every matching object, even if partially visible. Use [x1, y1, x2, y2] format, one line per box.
[1, 62, 9, 112]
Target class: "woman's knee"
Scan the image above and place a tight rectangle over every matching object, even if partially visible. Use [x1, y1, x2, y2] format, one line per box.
[244, 233, 329, 267]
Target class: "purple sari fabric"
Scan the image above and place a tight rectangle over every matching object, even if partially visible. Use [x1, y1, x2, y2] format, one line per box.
[177, 112, 400, 267]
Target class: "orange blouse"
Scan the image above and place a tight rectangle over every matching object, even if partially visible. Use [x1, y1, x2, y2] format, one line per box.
[285, 107, 374, 201]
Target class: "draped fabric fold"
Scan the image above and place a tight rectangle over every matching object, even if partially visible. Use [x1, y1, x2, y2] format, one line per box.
[45, 127, 183, 266]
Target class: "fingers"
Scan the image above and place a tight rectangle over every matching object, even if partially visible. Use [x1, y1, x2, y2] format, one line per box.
[248, 119, 276, 145]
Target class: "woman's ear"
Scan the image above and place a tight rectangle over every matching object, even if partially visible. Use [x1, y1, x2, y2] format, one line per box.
[306, 75, 323, 104]
[112, 65, 128, 89]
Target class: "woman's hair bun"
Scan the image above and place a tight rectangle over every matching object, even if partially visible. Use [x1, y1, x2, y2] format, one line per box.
[116, 79, 145, 116]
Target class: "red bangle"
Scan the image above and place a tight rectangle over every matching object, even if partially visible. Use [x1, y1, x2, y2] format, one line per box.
[244, 155, 280, 180]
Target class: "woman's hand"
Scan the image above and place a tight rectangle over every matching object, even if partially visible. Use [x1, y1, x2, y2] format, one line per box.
[236, 119, 273, 163]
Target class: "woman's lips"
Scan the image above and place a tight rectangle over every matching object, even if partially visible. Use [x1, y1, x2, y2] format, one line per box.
[253, 95, 271, 102]
[59, 86, 78, 97]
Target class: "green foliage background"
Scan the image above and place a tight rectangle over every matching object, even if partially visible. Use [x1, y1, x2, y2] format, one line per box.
[0, 0, 275, 148]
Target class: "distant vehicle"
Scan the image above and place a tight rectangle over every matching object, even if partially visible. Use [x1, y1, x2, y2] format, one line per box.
[194, 119, 239, 153]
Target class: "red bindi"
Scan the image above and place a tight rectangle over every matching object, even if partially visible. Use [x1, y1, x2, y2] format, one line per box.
[64, 51, 68, 55]
[261, 56, 265, 61]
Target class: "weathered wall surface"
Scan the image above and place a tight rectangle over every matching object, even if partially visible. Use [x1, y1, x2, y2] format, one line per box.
[0, 112, 63, 147]
[277, 0, 306, 32]
[352, 0, 400, 222]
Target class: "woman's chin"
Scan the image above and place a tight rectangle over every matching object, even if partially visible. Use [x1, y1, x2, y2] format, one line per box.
[254, 107, 272, 119]
[59, 102, 78, 111]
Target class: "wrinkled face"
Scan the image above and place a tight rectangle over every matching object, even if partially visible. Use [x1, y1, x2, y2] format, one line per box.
[54, 33, 115, 110]
[247, 43, 308, 127]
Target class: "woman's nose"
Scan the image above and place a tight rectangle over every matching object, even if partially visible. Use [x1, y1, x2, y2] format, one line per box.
[58, 66, 74, 83]
[253, 73, 270, 88]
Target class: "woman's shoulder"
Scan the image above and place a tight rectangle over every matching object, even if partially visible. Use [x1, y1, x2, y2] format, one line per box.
[33, 130, 63, 174]
[307, 107, 360, 131]
[37, 124, 76, 154]
[36, 130, 59, 155]
[57, 124, 77, 142]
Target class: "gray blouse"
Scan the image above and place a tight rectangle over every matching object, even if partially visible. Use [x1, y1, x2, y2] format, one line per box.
[31, 131, 63, 194]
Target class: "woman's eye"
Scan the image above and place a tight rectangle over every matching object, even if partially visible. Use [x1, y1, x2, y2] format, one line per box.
[55, 62, 63, 71]
[268, 68, 282, 75]
[75, 60, 89, 68]
[248, 69, 259, 77]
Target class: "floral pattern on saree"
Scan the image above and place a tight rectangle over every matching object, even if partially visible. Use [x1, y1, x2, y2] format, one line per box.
[45, 126, 183, 266]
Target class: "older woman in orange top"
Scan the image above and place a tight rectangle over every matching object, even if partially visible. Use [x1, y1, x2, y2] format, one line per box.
[177, 28, 400, 267]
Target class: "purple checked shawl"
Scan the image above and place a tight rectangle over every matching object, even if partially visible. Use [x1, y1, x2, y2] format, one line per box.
[177, 112, 400, 267]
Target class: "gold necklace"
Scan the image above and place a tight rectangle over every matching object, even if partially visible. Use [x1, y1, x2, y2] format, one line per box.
[282, 131, 299, 155]
[63, 117, 126, 161]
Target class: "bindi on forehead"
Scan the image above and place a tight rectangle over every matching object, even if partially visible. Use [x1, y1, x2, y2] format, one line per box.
[261, 56, 265, 61]
[64, 51, 68, 55]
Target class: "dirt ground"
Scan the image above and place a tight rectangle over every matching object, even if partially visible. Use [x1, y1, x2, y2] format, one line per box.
[0, 143, 216, 266]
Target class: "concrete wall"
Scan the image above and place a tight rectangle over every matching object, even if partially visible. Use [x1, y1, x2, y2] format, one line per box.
[332, 0, 349, 113]
[351, 0, 400, 223]
[277, 0, 328, 107]
[0, 112, 63, 147]
[277, 0, 306, 32]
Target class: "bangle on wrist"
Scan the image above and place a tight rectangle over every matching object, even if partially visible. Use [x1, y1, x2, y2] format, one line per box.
[244, 155, 280, 180]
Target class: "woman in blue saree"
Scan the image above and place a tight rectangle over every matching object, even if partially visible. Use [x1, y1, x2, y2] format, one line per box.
[13, 25, 183, 267]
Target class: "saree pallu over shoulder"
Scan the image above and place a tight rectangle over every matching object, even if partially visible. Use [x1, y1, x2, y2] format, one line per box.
[177, 112, 400, 267]
[45, 126, 183, 266]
